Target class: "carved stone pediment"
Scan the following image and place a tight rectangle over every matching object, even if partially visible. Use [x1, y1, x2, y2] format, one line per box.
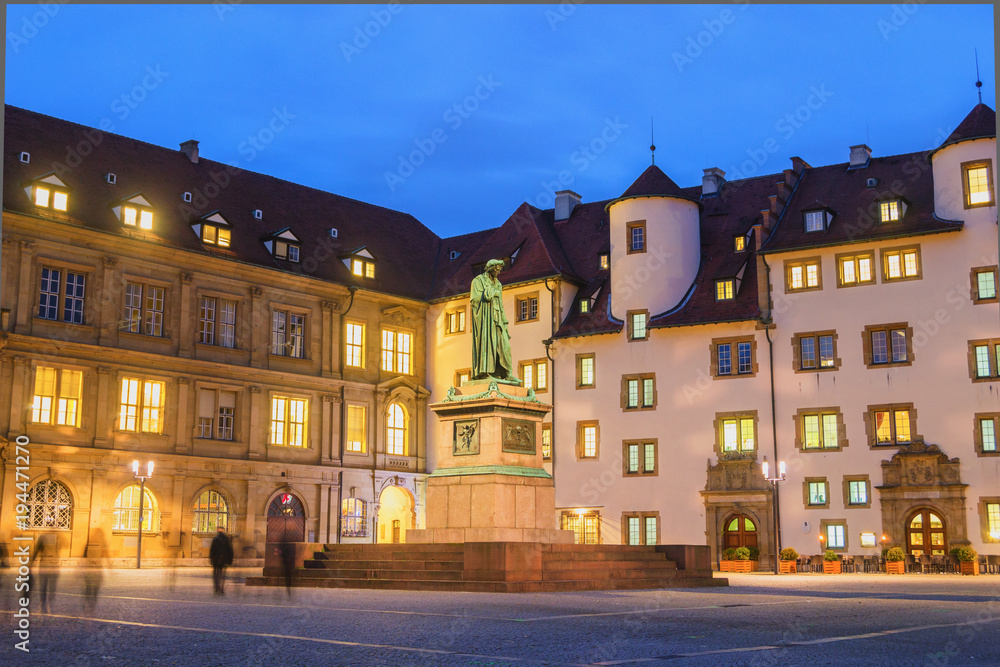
[705, 457, 768, 492]
[381, 305, 416, 328]
[879, 441, 962, 488]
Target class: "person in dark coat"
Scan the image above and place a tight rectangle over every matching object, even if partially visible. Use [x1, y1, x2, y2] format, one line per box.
[279, 538, 296, 597]
[209, 527, 234, 595]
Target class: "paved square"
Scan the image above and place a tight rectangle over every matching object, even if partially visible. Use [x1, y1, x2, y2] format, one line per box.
[2, 568, 997, 665]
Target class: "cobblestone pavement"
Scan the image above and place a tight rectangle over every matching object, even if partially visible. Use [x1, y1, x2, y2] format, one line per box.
[1, 568, 997, 666]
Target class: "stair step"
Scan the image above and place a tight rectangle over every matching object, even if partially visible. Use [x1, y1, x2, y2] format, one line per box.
[541, 559, 677, 571]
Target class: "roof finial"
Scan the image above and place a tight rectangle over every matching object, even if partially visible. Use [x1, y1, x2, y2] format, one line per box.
[975, 48, 983, 104]
[650, 117, 656, 166]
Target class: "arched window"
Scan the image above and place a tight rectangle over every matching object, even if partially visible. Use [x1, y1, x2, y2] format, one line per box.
[26, 480, 73, 529]
[193, 490, 231, 534]
[267, 493, 304, 517]
[387, 403, 407, 456]
[341, 498, 368, 538]
[112, 485, 159, 533]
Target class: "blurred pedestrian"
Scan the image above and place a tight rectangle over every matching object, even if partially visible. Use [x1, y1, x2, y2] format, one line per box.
[83, 529, 106, 612]
[209, 527, 233, 595]
[279, 538, 296, 597]
[31, 534, 59, 613]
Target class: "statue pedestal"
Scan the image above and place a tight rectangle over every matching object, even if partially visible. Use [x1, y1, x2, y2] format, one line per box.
[408, 380, 573, 544]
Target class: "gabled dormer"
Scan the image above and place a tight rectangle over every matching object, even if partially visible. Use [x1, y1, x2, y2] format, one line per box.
[24, 173, 70, 212]
[341, 246, 376, 278]
[578, 285, 601, 314]
[114, 193, 155, 230]
[262, 228, 301, 262]
[802, 204, 834, 233]
[875, 195, 909, 224]
[192, 211, 232, 248]
[715, 258, 750, 302]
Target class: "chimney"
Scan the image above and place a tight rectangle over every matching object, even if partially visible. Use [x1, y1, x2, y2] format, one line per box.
[180, 140, 199, 164]
[701, 168, 726, 196]
[849, 144, 871, 168]
[554, 190, 581, 221]
[790, 156, 811, 176]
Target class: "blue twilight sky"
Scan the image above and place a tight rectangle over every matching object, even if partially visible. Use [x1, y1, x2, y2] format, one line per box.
[4, 3, 995, 239]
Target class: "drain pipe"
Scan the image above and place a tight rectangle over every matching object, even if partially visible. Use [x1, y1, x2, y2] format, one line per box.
[760, 254, 781, 573]
[337, 286, 358, 544]
[543, 278, 558, 484]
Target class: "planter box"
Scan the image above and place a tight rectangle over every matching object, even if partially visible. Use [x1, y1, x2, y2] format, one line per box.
[959, 560, 979, 576]
[720, 560, 755, 573]
[823, 560, 842, 574]
[886, 561, 905, 574]
[779, 560, 797, 574]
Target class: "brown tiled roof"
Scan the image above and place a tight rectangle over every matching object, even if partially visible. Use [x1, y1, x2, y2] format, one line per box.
[760, 152, 963, 254]
[4, 105, 442, 301]
[938, 103, 996, 149]
[615, 164, 692, 201]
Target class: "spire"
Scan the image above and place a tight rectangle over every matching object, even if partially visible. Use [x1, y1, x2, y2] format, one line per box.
[975, 48, 983, 104]
[650, 117, 656, 166]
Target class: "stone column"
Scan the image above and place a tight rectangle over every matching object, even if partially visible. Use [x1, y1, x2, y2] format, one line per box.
[9, 356, 30, 434]
[248, 385, 264, 460]
[93, 367, 113, 449]
[249, 286, 266, 369]
[321, 300, 341, 379]
[178, 272, 194, 358]
[321, 393, 341, 465]
[175, 377, 191, 455]
[98, 257, 119, 347]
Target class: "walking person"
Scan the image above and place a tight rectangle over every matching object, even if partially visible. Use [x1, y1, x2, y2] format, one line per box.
[209, 527, 234, 595]
[279, 537, 296, 597]
[31, 534, 59, 613]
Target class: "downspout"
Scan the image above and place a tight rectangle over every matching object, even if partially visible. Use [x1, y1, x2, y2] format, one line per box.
[543, 278, 558, 484]
[337, 286, 358, 544]
[759, 254, 782, 570]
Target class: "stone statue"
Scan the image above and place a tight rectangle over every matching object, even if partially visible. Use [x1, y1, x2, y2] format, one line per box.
[471, 259, 517, 381]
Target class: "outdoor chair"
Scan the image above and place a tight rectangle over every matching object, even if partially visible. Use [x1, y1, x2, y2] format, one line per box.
[904, 554, 917, 573]
[945, 555, 960, 573]
[988, 555, 1000, 574]
[930, 555, 945, 574]
[852, 555, 865, 573]
[809, 555, 824, 573]
[918, 554, 932, 573]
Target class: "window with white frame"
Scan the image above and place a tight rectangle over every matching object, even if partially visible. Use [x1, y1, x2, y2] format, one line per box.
[119, 377, 165, 433]
[269, 395, 308, 447]
[882, 247, 921, 281]
[341, 498, 368, 537]
[122, 282, 165, 336]
[271, 309, 305, 358]
[717, 412, 756, 454]
[26, 480, 73, 529]
[520, 359, 548, 392]
[112, 485, 159, 533]
[381, 329, 411, 374]
[38, 267, 86, 324]
[345, 321, 365, 368]
[197, 388, 237, 441]
[192, 490, 230, 534]
[31, 366, 83, 427]
[199, 297, 236, 348]
[386, 403, 407, 456]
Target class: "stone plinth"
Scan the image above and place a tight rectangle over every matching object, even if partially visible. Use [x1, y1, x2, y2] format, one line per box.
[408, 380, 573, 544]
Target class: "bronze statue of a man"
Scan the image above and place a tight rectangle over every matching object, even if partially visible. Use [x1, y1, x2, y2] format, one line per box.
[470, 259, 517, 381]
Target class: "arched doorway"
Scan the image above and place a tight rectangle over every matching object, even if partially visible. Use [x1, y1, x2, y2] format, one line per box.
[906, 508, 947, 556]
[722, 514, 758, 551]
[376, 486, 414, 544]
[266, 493, 305, 543]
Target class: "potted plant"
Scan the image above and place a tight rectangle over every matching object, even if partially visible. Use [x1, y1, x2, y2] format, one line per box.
[731, 546, 754, 573]
[884, 546, 905, 574]
[748, 546, 760, 569]
[822, 549, 842, 574]
[779, 547, 798, 574]
[955, 546, 979, 575]
[719, 547, 736, 572]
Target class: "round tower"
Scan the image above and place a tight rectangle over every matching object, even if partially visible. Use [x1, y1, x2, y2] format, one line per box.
[607, 165, 701, 321]
[929, 103, 996, 225]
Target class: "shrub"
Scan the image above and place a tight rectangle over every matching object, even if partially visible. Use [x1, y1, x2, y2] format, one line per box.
[884, 547, 905, 562]
[955, 546, 978, 562]
[779, 547, 799, 561]
[748, 546, 760, 561]
[722, 548, 737, 560]
[824, 549, 839, 562]
[733, 546, 751, 561]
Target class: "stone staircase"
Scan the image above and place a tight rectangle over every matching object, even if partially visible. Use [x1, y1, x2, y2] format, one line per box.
[246, 542, 726, 592]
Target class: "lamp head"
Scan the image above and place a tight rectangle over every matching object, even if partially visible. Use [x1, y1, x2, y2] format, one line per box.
[132, 460, 139, 476]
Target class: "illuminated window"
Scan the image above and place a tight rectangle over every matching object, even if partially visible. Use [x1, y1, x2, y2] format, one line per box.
[274, 240, 300, 263]
[972, 267, 998, 302]
[201, 224, 231, 247]
[879, 200, 900, 222]
[387, 403, 407, 456]
[847, 480, 868, 506]
[25, 480, 73, 529]
[122, 205, 154, 230]
[197, 388, 236, 441]
[804, 210, 825, 232]
[963, 160, 994, 208]
[969, 339, 1000, 381]
[346, 404, 366, 453]
[864, 323, 912, 368]
[985, 502, 1000, 537]
[121, 282, 165, 336]
[37, 267, 86, 324]
[32, 365, 84, 426]
[825, 523, 845, 549]
[576, 354, 595, 388]
[561, 511, 600, 545]
[341, 498, 368, 537]
[623, 440, 657, 476]
[454, 369, 471, 387]
[345, 321, 365, 367]
[627, 221, 646, 253]
[515, 295, 539, 323]
[520, 359, 548, 392]
[270, 396, 308, 447]
[627, 310, 648, 341]
[381, 329, 411, 374]
[577, 421, 599, 459]
[786, 259, 821, 292]
[806, 479, 828, 507]
[579, 298, 590, 314]
[715, 279, 735, 301]
[837, 252, 875, 287]
[718, 412, 756, 453]
[32, 184, 68, 211]
[112, 485, 159, 533]
[541, 423, 552, 460]
[271, 309, 305, 358]
[445, 308, 466, 334]
[882, 247, 920, 281]
[118, 377, 165, 433]
[734, 235, 746, 251]
[868, 404, 914, 446]
[198, 297, 236, 348]
[193, 490, 230, 534]
[621, 374, 655, 411]
[351, 258, 375, 278]
[599, 253, 610, 269]
[799, 411, 841, 450]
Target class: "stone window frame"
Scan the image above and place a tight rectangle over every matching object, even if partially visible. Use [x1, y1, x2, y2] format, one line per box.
[514, 292, 540, 324]
[973, 413, 999, 457]
[268, 392, 310, 448]
[834, 250, 877, 288]
[803, 477, 830, 510]
[970, 266, 999, 304]
[344, 402, 368, 454]
[879, 244, 922, 283]
[576, 353, 596, 389]
[783, 256, 823, 294]
[713, 410, 759, 457]
[861, 322, 914, 368]
[35, 258, 92, 327]
[444, 306, 467, 336]
[842, 474, 872, 509]
[863, 402, 919, 449]
[621, 511, 660, 545]
[379, 325, 414, 375]
[117, 374, 169, 435]
[626, 220, 647, 255]
[626, 309, 649, 342]
[120, 274, 172, 340]
[791, 330, 841, 373]
[977, 497, 1000, 543]
[792, 406, 848, 452]
[576, 420, 600, 460]
[620, 373, 657, 412]
[621, 439, 658, 477]
[962, 159, 995, 209]
[519, 357, 549, 394]
[195, 383, 241, 442]
[29, 363, 87, 429]
[344, 318, 366, 369]
[541, 423, 552, 461]
[711, 335, 758, 379]
[269, 302, 310, 360]
[454, 368, 471, 388]
[820, 518, 849, 551]
[196, 291, 241, 349]
[967, 338, 1000, 382]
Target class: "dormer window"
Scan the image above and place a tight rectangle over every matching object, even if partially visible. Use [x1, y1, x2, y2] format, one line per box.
[115, 194, 154, 230]
[26, 174, 70, 212]
[879, 199, 906, 223]
[262, 228, 302, 263]
[734, 236, 746, 252]
[450, 250, 460, 261]
[193, 212, 232, 248]
[716, 279, 735, 301]
[804, 209, 833, 233]
[19, 152, 30, 164]
[579, 299, 590, 314]
[599, 253, 610, 269]
[342, 246, 376, 279]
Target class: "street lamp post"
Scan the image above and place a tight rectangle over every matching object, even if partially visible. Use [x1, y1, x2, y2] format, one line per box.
[761, 457, 785, 574]
[132, 460, 154, 569]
